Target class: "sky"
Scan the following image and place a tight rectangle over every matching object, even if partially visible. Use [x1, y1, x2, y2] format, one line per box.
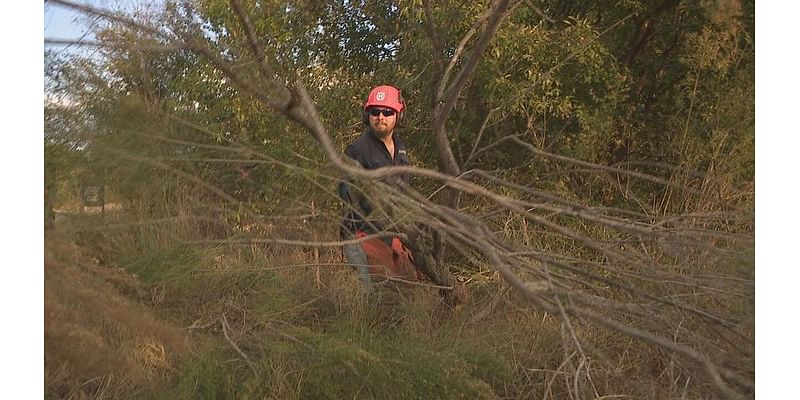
[45, 0, 160, 58]
[0, 1, 795, 398]
[45, 1, 95, 41]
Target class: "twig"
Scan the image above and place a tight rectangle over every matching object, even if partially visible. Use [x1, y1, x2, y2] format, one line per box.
[184, 231, 405, 248]
[221, 314, 258, 375]
[384, 276, 454, 290]
[45, 38, 186, 52]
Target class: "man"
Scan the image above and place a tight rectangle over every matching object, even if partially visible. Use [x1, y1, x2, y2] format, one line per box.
[338, 85, 418, 289]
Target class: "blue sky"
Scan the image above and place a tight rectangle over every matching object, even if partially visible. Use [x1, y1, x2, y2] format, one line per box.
[45, 0, 161, 56]
[45, 2, 98, 58]
[45, 2, 94, 41]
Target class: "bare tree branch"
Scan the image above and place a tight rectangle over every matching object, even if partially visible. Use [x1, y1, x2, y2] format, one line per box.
[229, 0, 277, 81]
[45, 38, 186, 52]
[436, 6, 491, 101]
[221, 314, 257, 375]
[439, 0, 514, 117]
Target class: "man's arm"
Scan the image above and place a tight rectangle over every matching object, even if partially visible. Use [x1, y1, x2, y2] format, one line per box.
[338, 144, 361, 207]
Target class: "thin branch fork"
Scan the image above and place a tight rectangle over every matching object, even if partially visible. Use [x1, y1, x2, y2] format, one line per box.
[438, 0, 514, 117]
[436, 3, 493, 101]
[221, 313, 258, 375]
[508, 136, 704, 196]
[229, 0, 277, 82]
[45, 38, 186, 52]
[425, 0, 516, 177]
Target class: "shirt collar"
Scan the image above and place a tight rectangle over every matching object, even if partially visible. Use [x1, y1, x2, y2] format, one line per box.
[366, 128, 403, 147]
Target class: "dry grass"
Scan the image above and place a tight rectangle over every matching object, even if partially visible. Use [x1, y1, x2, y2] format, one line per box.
[258, 243, 715, 399]
[44, 204, 750, 399]
[44, 230, 191, 399]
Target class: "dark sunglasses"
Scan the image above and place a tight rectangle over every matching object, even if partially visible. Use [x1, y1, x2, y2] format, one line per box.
[368, 108, 396, 117]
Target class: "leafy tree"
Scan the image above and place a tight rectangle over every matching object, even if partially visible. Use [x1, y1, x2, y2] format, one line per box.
[45, 0, 754, 397]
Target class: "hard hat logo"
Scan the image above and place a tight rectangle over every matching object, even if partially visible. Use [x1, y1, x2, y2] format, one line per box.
[364, 85, 404, 113]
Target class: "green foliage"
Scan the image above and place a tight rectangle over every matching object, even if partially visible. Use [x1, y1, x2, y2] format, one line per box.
[45, 0, 755, 212]
[120, 245, 204, 284]
[292, 326, 506, 399]
[159, 343, 238, 400]
[143, 292, 514, 400]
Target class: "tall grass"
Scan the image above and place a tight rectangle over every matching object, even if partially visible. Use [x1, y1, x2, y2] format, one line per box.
[45, 196, 741, 399]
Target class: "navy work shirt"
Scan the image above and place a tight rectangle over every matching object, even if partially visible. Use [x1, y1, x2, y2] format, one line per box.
[338, 128, 411, 237]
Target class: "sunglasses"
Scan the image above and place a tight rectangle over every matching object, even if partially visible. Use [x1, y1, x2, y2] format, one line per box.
[368, 108, 396, 117]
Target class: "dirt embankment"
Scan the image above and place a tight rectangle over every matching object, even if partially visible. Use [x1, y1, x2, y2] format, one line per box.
[44, 231, 190, 399]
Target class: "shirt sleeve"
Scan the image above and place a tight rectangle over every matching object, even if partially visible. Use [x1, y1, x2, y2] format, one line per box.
[343, 143, 362, 166]
[338, 144, 358, 203]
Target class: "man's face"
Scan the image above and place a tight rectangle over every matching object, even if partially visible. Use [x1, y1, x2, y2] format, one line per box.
[367, 107, 398, 138]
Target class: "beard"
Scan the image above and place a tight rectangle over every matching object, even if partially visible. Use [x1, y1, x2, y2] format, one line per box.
[370, 120, 394, 138]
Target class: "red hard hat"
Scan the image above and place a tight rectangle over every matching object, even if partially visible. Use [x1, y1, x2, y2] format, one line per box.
[364, 85, 404, 113]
